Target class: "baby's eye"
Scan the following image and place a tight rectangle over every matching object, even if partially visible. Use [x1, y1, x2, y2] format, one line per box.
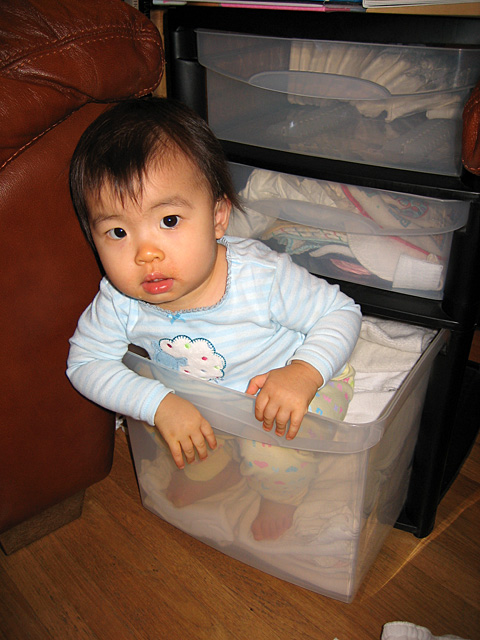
[160, 215, 179, 229]
[107, 227, 127, 239]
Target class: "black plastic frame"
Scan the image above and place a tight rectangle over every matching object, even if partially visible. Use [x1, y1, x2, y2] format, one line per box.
[164, 6, 480, 537]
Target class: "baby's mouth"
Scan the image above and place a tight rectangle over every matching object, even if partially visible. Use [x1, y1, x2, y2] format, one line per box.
[141, 273, 174, 295]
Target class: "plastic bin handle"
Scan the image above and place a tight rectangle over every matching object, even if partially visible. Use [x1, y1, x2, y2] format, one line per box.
[248, 70, 391, 101]
[248, 198, 381, 235]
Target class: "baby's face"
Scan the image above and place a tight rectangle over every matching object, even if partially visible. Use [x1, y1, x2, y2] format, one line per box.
[87, 151, 231, 312]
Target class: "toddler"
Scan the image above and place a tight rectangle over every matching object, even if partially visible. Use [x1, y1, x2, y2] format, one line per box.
[67, 97, 361, 541]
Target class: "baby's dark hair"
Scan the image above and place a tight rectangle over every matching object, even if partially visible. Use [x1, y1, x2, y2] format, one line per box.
[69, 96, 240, 248]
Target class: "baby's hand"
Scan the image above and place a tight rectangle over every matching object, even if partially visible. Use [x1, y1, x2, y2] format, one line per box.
[154, 394, 217, 469]
[246, 361, 323, 440]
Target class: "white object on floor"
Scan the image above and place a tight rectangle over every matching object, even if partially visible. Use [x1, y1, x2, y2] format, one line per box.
[381, 621, 470, 640]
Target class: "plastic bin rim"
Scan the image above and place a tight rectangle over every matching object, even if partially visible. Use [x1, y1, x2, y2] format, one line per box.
[196, 29, 480, 96]
[123, 329, 446, 454]
[123, 350, 383, 453]
[230, 162, 470, 236]
[195, 28, 480, 54]
[239, 198, 469, 237]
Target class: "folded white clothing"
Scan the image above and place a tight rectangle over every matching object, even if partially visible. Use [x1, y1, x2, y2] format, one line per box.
[355, 91, 461, 123]
[359, 317, 436, 354]
[287, 41, 458, 122]
[347, 234, 429, 284]
[393, 254, 443, 292]
[382, 621, 470, 640]
[346, 390, 395, 422]
[350, 340, 420, 389]
[345, 317, 436, 418]
[355, 369, 411, 392]
[427, 104, 463, 120]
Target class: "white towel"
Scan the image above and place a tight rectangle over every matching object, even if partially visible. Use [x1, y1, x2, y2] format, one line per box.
[345, 317, 436, 422]
[359, 316, 436, 354]
[345, 390, 395, 423]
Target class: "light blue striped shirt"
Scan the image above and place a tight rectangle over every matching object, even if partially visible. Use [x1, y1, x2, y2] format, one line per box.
[67, 237, 361, 425]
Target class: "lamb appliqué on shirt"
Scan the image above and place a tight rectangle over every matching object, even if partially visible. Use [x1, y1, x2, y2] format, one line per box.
[152, 335, 226, 380]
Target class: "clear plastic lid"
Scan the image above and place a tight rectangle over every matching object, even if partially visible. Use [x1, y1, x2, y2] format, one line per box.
[197, 29, 480, 99]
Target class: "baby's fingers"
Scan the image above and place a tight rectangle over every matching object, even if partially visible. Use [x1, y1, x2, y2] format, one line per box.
[166, 434, 201, 468]
[286, 408, 307, 440]
[270, 406, 291, 437]
[246, 373, 268, 396]
[200, 422, 217, 451]
[180, 435, 209, 466]
[191, 427, 217, 462]
[168, 440, 187, 470]
[189, 435, 208, 462]
[254, 393, 276, 430]
[182, 440, 198, 465]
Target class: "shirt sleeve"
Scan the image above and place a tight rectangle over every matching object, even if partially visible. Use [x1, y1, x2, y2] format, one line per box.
[269, 253, 362, 385]
[66, 280, 173, 425]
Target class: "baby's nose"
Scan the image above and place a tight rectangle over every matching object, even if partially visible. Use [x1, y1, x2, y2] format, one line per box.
[135, 242, 165, 264]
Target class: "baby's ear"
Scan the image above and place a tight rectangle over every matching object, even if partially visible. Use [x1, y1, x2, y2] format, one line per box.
[214, 196, 231, 238]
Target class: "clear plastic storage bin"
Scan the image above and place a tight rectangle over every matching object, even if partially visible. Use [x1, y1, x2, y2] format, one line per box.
[228, 162, 469, 299]
[196, 29, 480, 176]
[124, 325, 446, 603]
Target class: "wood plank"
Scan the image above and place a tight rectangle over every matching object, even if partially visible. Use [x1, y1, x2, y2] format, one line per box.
[0, 568, 52, 640]
[0, 544, 100, 640]
[0, 491, 84, 555]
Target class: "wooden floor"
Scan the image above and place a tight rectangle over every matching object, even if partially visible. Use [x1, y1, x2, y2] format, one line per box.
[1, 340, 479, 640]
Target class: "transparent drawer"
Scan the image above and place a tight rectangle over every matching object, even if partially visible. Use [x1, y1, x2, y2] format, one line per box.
[197, 29, 480, 176]
[228, 162, 469, 299]
[125, 324, 446, 602]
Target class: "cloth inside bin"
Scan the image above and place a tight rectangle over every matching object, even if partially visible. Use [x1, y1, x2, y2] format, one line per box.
[264, 41, 476, 173]
[347, 316, 435, 423]
[228, 168, 453, 292]
[287, 41, 463, 120]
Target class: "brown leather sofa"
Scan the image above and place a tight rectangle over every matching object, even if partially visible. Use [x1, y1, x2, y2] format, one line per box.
[0, 0, 163, 553]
